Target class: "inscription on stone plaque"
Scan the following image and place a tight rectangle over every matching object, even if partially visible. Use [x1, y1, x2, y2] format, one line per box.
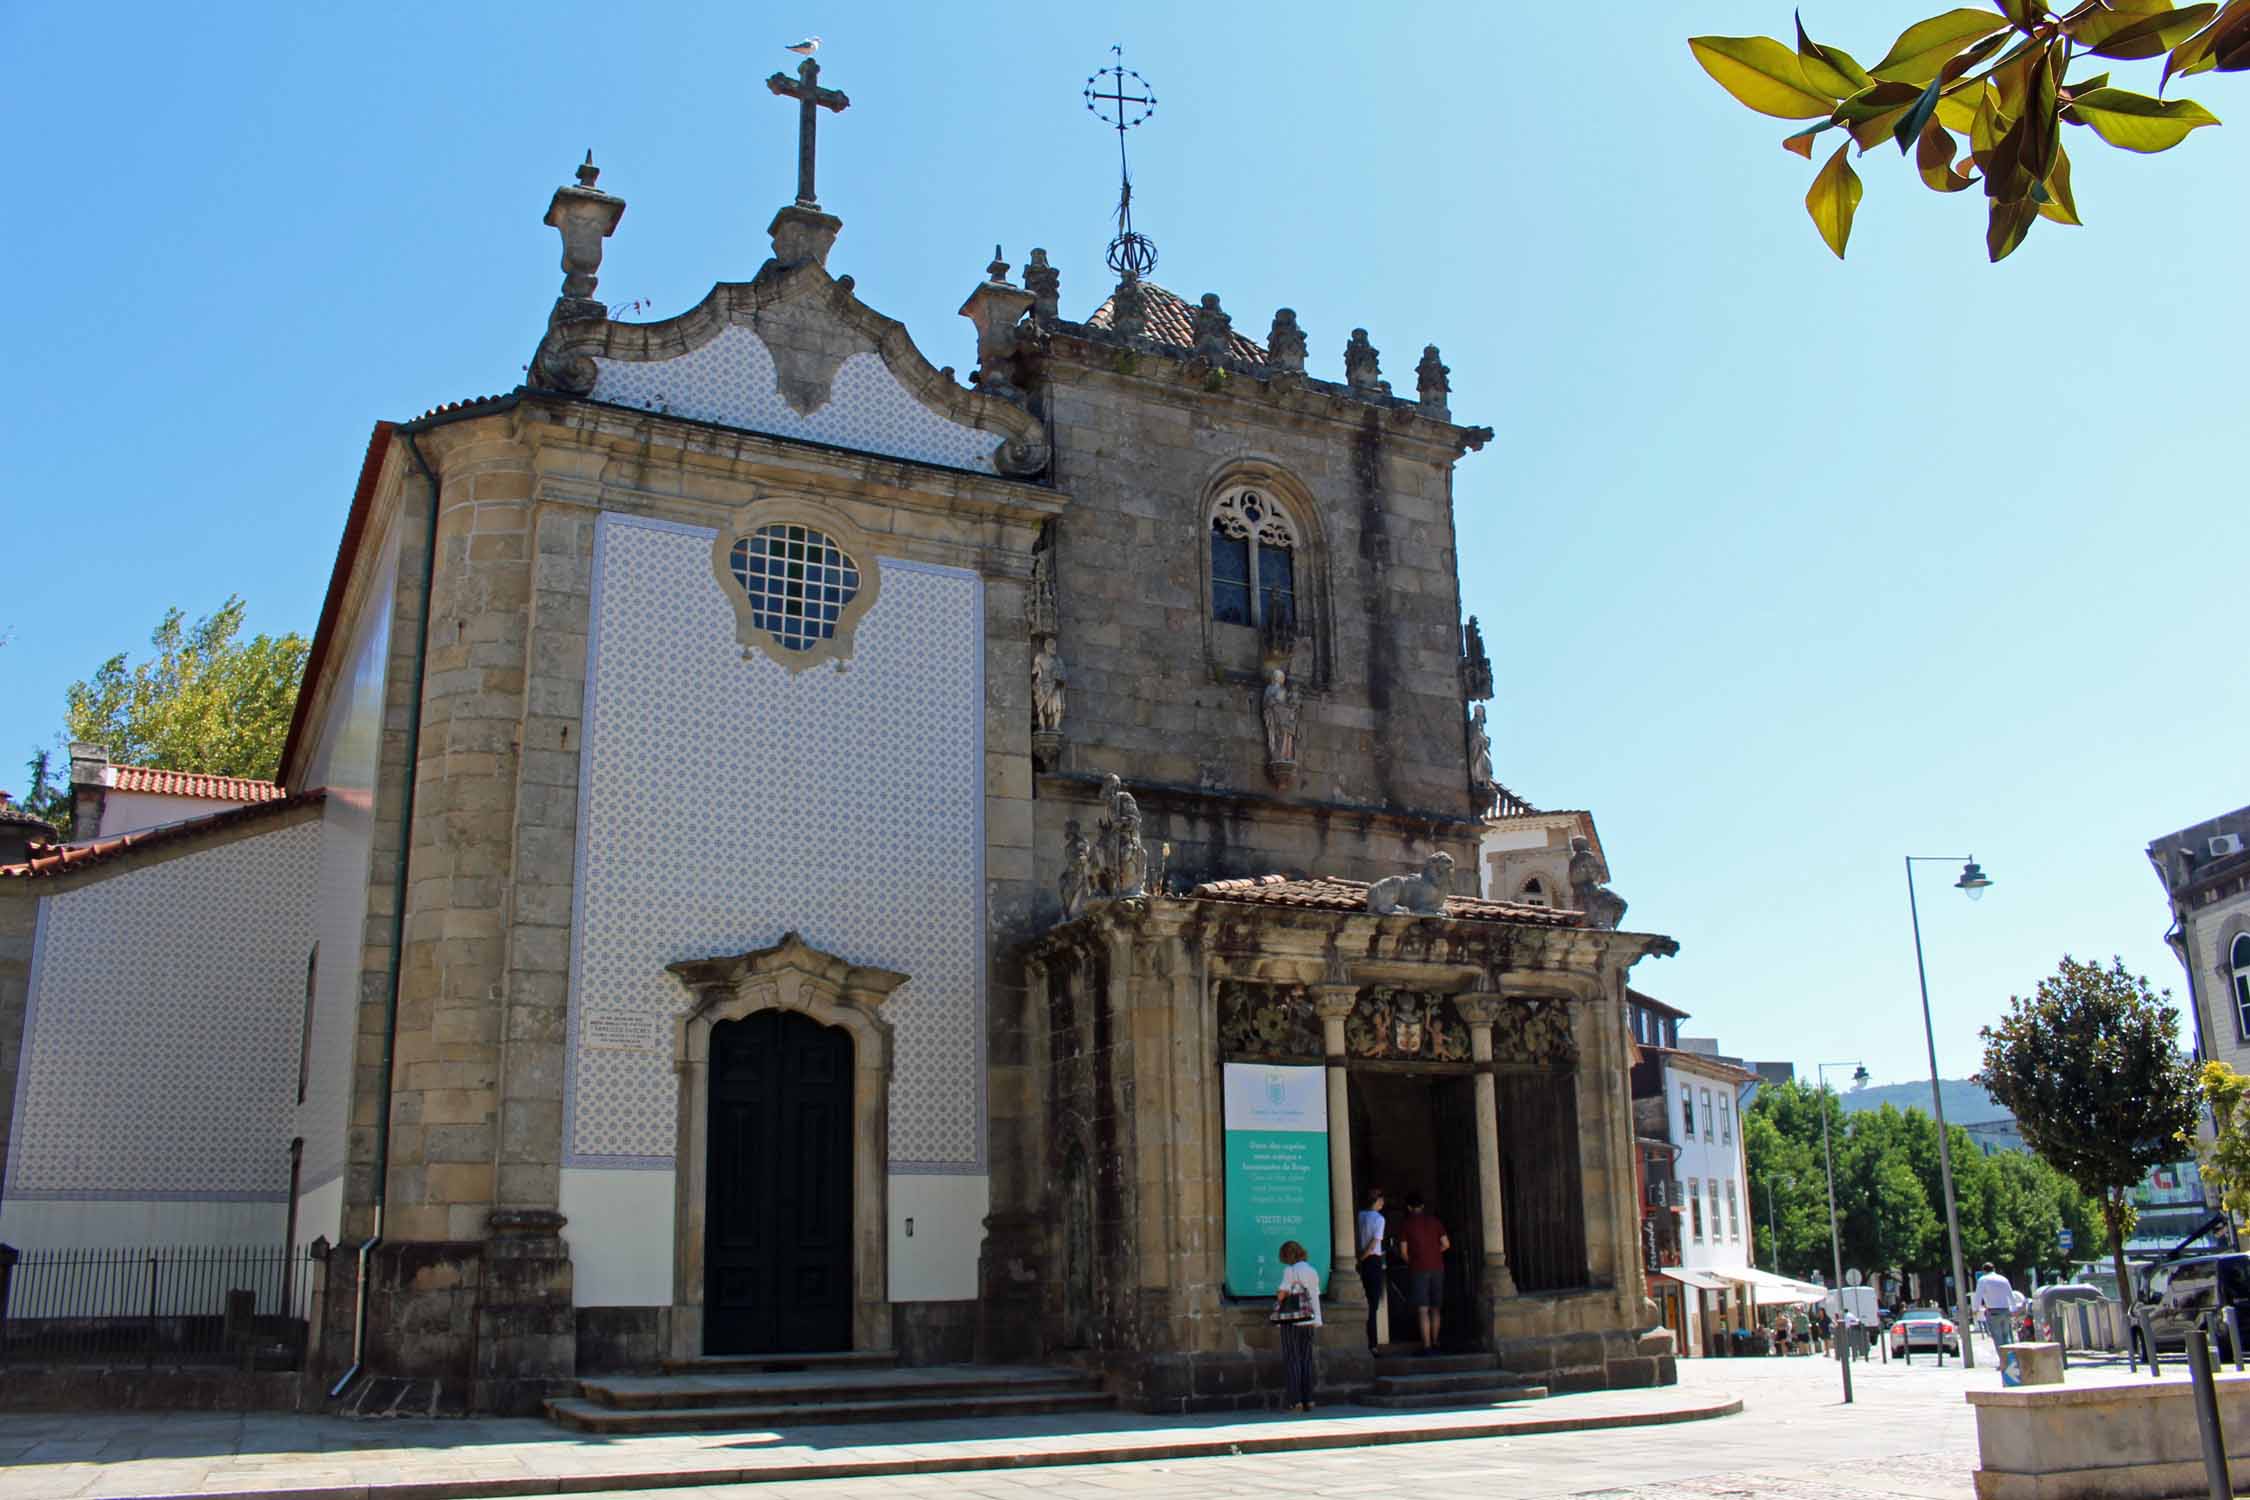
[582, 1007, 666, 1053]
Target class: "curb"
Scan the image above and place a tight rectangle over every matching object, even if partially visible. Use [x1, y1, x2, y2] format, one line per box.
[113, 1393, 1745, 1500]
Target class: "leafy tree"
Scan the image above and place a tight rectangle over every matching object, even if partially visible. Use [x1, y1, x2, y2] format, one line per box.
[16, 748, 71, 837]
[1691, 3, 2245, 260]
[1978, 955, 2201, 1310]
[59, 597, 309, 782]
[2193, 1059, 2250, 1229]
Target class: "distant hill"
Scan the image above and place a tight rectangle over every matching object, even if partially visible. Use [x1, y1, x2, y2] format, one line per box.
[1837, 1077, 2010, 1125]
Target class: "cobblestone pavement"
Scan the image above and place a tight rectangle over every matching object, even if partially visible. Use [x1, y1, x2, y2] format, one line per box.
[567, 1356, 1986, 1500]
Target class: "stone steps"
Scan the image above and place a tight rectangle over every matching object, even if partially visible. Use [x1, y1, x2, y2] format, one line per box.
[657, 1349, 900, 1375]
[548, 1362, 1113, 1434]
[548, 1387, 1115, 1434]
[1359, 1349, 1548, 1410]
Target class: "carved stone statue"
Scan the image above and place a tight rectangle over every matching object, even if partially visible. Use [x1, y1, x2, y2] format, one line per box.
[1343, 328, 1382, 394]
[1093, 774, 1150, 899]
[1024, 247, 1060, 323]
[1460, 616, 1494, 702]
[1568, 834, 1629, 931]
[1261, 667, 1299, 764]
[1367, 852, 1454, 916]
[1026, 544, 1060, 638]
[1467, 704, 1497, 815]
[1268, 309, 1307, 375]
[1059, 820, 1092, 919]
[1031, 636, 1067, 734]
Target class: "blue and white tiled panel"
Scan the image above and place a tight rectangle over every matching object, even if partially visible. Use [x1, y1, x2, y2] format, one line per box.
[9, 819, 321, 1200]
[565, 513, 986, 1173]
[591, 323, 1001, 473]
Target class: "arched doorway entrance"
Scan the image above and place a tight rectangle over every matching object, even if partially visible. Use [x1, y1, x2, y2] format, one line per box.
[666, 933, 905, 1361]
[705, 1009, 854, 1354]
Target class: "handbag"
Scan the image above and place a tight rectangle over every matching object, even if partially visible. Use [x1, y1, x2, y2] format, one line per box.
[1270, 1283, 1314, 1324]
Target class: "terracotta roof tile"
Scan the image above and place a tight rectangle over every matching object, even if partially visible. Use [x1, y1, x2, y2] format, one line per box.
[1188, 873, 1584, 927]
[109, 765, 286, 802]
[0, 790, 324, 881]
[1085, 282, 1270, 363]
[0, 795, 59, 837]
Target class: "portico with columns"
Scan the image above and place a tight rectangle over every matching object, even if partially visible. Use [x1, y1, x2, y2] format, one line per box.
[1024, 873, 1679, 1409]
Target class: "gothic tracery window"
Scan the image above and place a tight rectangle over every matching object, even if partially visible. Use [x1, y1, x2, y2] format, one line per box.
[1208, 487, 1297, 630]
[2233, 932, 2250, 1038]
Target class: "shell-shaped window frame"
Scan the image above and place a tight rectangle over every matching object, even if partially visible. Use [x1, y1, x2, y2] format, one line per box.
[709, 498, 882, 673]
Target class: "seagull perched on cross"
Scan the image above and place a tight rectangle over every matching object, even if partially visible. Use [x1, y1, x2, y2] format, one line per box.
[785, 35, 821, 55]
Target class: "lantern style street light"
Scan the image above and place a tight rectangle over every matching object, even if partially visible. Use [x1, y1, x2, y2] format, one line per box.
[1819, 1059, 1870, 1403]
[1907, 854, 1994, 1368]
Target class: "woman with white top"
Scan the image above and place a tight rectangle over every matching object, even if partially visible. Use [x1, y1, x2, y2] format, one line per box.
[1271, 1238, 1323, 1411]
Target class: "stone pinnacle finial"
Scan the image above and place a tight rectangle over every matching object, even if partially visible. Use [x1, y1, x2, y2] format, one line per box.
[1344, 328, 1382, 395]
[1416, 344, 1451, 419]
[987, 244, 1012, 285]
[1110, 274, 1148, 342]
[1268, 309, 1307, 375]
[1191, 292, 1233, 361]
[1025, 248, 1060, 322]
[543, 151, 626, 303]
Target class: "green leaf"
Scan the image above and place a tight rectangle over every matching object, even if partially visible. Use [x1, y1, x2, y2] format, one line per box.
[2068, 2, 2218, 60]
[1871, 8, 2016, 84]
[1782, 119, 1842, 157]
[1796, 10, 1876, 96]
[2166, 0, 2250, 88]
[1916, 118, 1979, 190]
[1836, 79, 1928, 148]
[1894, 76, 1947, 152]
[2064, 86, 2222, 149]
[2036, 143, 2083, 223]
[1690, 35, 1838, 118]
[1806, 141, 1864, 258]
[1988, 197, 2038, 260]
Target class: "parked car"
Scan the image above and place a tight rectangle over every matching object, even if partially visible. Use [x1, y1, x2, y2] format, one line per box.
[2131, 1253, 2250, 1360]
[1888, 1306, 1960, 1357]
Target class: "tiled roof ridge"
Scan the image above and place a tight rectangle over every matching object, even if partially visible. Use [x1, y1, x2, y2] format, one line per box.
[109, 765, 287, 802]
[0, 789, 325, 881]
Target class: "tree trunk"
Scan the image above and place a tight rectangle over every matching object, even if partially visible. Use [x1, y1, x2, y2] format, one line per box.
[2106, 1192, 2133, 1342]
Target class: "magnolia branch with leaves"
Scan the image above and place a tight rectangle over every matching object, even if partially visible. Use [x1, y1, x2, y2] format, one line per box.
[1692, 2, 2245, 259]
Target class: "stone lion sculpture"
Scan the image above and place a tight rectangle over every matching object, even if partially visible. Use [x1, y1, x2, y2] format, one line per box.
[1367, 851, 1455, 916]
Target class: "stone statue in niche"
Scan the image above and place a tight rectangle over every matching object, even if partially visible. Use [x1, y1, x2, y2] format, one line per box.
[1058, 820, 1092, 919]
[1027, 544, 1060, 638]
[1261, 667, 1300, 788]
[1366, 852, 1455, 916]
[1567, 834, 1628, 931]
[1032, 637, 1067, 733]
[1467, 704, 1498, 816]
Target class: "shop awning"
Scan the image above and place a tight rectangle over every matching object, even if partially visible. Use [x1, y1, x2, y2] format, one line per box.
[1717, 1268, 1831, 1304]
[1657, 1267, 1734, 1292]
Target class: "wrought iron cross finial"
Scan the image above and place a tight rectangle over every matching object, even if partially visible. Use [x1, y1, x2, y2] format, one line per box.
[1083, 47, 1159, 279]
[766, 56, 850, 209]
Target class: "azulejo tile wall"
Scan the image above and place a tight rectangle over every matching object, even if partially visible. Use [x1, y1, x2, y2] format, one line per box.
[590, 324, 1001, 474]
[566, 513, 984, 1173]
[9, 820, 320, 1200]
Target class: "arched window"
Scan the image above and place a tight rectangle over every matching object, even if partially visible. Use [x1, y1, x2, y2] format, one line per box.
[2233, 932, 2250, 1038]
[1518, 877, 1549, 908]
[1208, 487, 1297, 630]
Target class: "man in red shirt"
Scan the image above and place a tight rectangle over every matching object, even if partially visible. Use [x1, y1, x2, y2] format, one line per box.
[1392, 1192, 1451, 1354]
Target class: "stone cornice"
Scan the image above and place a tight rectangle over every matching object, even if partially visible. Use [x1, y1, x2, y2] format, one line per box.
[1029, 320, 1493, 462]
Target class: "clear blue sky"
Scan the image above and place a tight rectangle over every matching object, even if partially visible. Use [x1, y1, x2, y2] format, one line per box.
[2, 2, 2242, 1089]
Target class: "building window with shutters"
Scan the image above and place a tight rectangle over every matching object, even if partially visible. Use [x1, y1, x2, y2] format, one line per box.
[1688, 1177, 1703, 1241]
[1726, 1179, 1740, 1241]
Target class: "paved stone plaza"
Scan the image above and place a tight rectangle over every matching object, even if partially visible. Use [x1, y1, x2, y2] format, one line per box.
[0, 1355, 2003, 1500]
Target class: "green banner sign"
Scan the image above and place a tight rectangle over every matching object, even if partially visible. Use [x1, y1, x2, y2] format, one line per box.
[1222, 1062, 1331, 1297]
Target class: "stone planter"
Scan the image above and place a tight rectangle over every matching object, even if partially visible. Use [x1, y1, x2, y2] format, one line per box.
[1972, 1368, 2250, 1498]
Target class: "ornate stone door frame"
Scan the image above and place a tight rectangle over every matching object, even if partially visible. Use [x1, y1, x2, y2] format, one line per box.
[666, 932, 906, 1360]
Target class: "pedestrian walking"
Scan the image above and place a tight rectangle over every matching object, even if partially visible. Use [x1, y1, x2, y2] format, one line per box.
[1393, 1192, 1452, 1355]
[1270, 1239, 1323, 1412]
[1974, 1262, 2015, 1354]
[1355, 1187, 1387, 1350]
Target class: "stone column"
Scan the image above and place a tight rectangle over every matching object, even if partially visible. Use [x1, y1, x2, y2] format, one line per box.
[1454, 996, 1519, 1303]
[1313, 985, 1362, 1305]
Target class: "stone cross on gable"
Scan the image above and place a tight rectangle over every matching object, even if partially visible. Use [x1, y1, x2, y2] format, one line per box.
[765, 57, 850, 210]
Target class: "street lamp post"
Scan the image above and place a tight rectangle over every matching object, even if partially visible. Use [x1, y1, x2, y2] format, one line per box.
[1906, 854, 1993, 1369]
[1819, 1060, 1870, 1404]
[1764, 1175, 1788, 1274]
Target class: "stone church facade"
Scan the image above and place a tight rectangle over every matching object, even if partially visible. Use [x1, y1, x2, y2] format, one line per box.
[0, 111, 1677, 1411]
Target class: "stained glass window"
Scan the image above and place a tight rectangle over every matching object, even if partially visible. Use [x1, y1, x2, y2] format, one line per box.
[728, 523, 861, 653]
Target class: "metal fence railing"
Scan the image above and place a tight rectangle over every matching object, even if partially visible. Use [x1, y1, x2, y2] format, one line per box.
[0, 1244, 321, 1367]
